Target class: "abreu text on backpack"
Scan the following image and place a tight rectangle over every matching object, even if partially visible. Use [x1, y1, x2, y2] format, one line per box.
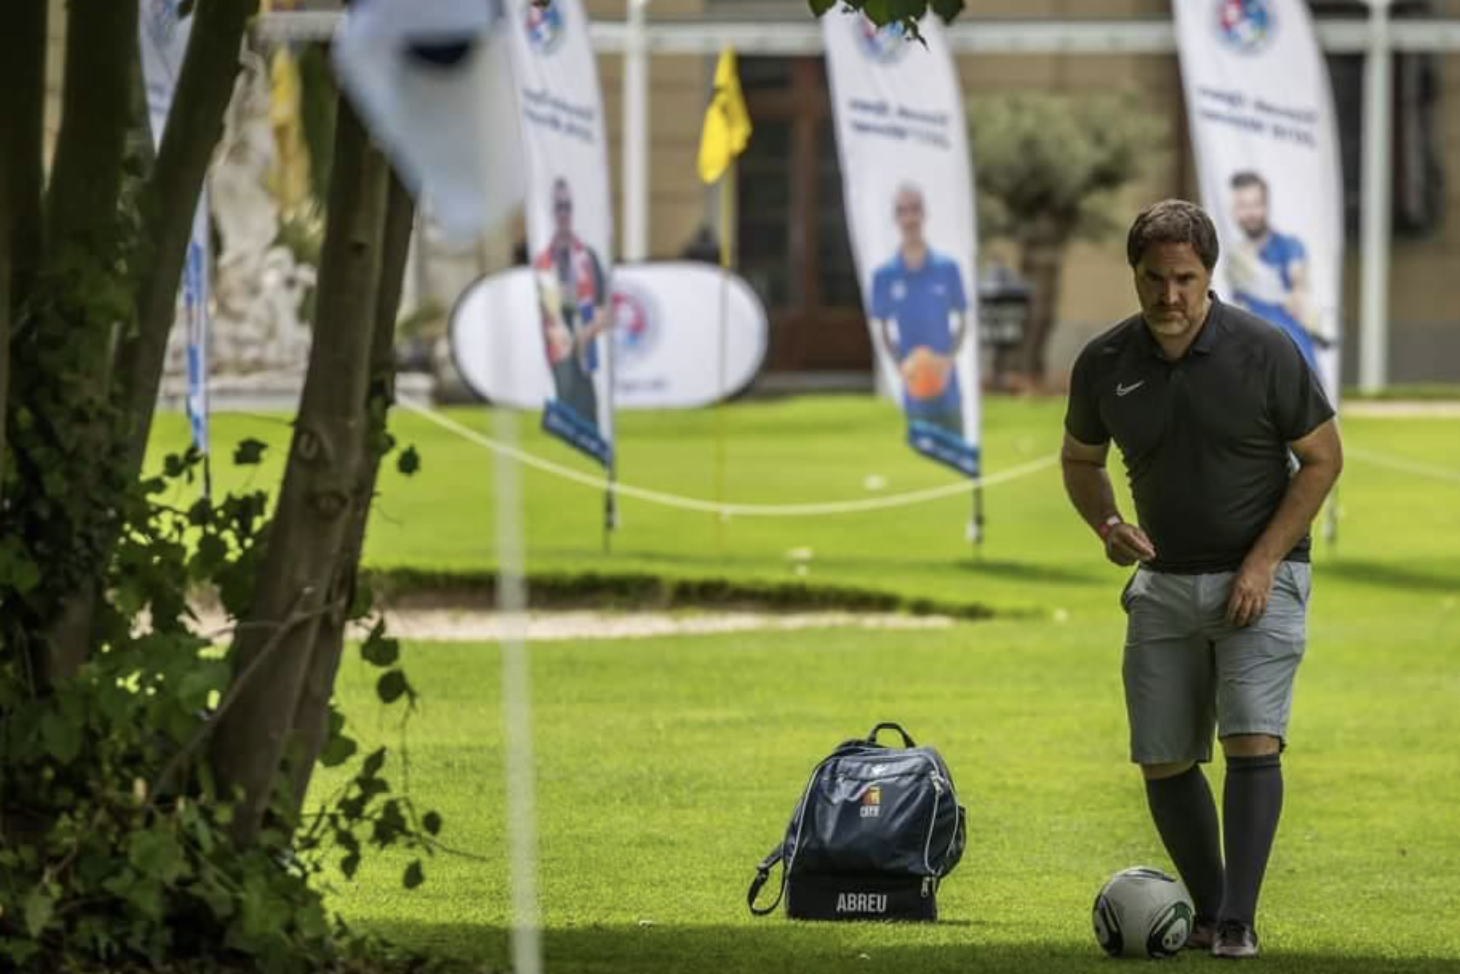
[746, 722, 967, 921]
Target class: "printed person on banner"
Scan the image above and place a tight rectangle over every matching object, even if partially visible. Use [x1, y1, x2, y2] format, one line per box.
[869, 184, 973, 470]
[1225, 170, 1328, 371]
[535, 177, 609, 437]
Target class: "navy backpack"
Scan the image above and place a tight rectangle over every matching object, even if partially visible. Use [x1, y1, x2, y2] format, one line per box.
[747, 722, 967, 921]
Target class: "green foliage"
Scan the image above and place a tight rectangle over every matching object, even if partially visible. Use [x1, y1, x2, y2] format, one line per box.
[811, 0, 965, 30]
[232, 437, 268, 466]
[396, 445, 421, 477]
[0, 442, 446, 972]
[969, 92, 1163, 243]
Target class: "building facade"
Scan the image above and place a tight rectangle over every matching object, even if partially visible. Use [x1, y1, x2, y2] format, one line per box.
[589, 0, 1460, 385]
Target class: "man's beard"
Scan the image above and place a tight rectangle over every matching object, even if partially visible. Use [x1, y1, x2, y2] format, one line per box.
[1241, 220, 1268, 241]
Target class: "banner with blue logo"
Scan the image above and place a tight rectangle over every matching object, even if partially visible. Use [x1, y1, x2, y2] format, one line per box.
[448, 262, 770, 409]
[1174, 0, 1344, 400]
[504, 0, 615, 469]
[824, 12, 982, 479]
[140, 0, 212, 470]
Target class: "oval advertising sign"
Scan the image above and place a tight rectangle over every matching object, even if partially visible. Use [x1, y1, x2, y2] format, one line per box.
[449, 261, 769, 409]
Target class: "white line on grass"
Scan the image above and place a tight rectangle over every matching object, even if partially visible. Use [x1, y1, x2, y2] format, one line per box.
[1347, 446, 1460, 486]
[399, 397, 1060, 517]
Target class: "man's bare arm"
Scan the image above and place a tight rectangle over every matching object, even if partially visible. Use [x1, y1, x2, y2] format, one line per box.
[1248, 418, 1342, 570]
[1061, 431, 1154, 566]
[1226, 418, 1343, 626]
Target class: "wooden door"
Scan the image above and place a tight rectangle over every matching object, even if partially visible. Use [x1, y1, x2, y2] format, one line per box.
[738, 58, 870, 372]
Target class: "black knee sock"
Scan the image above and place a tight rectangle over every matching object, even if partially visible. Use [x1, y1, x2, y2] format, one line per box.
[1145, 764, 1225, 922]
[1220, 753, 1284, 927]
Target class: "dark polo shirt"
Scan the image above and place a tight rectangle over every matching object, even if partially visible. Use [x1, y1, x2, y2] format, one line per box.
[1065, 295, 1335, 574]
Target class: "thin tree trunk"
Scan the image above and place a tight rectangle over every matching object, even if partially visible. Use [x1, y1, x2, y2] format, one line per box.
[0, 0, 46, 512]
[287, 174, 414, 817]
[1, 152, 10, 502]
[38, 0, 257, 686]
[1, 0, 47, 310]
[117, 0, 259, 483]
[30, 0, 140, 685]
[44, 0, 137, 259]
[1015, 217, 1068, 383]
[210, 101, 390, 845]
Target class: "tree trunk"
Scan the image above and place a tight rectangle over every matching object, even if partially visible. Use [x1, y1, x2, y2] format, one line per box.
[27, 0, 140, 686]
[210, 101, 390, 845]
[117, 0, 260, 483]
[0, 0, 46, 512]
[1, 0, 46, 311]
[1014, 215, 1069, 383]
[286, 173, 414, 817]
[1, 151, 10, 503]
[44, 0, 137, 260]
[36, 0, 257, 687]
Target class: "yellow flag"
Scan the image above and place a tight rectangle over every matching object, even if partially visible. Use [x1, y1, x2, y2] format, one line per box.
[697, 47, 752, 185]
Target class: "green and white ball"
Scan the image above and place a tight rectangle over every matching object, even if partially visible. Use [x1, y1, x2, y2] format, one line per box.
[1092, 866, 1194, 959]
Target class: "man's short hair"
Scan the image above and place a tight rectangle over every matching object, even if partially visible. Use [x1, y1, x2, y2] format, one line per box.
[1126, 199, 1220, 271]
[894, 183, 923, 210]
[1229, 170, 1268, 195]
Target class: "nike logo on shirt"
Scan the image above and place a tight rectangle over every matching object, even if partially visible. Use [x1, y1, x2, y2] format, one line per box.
[1116, 381, 1145, 397]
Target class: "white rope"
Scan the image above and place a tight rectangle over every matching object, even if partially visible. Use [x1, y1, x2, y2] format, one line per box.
[399, 397, 1060, 517]
[1346, 446, 1460, 486]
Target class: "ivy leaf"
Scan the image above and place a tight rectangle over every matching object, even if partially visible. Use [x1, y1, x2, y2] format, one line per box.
[890, 0, 925, 23]
[0, 538, 41, 595]
[807, 0, 838, 15]
[930, 0, 963, 22]
[319, 732, 358, 768]
[360, 633, 400, 668]
[403, 860, 425, 890]
[187, 497, 213, 527]
[40, 709, 82, 763]
[862, 0, 892, 25]
[127, 829, 186, 885]
[233, 438, 268, 466]
[376, 669, 411, 705]
[396, 445, 421, 476]
[422, 811, 443, 837]
[373, 799, 408, 846]
[361, 747, 388, 780]
[163, 452, 192, 479]
[23, 887, 54, 938]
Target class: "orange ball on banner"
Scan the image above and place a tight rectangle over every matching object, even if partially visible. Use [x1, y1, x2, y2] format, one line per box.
[904, 346, 949, 400]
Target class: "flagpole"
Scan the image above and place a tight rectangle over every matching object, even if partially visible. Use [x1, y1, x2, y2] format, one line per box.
[969, 311, 983, 560]
[714, 162, 735, 549]
[604, 294, 618, 554]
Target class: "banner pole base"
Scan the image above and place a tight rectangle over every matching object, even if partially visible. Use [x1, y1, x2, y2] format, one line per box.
[603, 481, 617, 554]
[969, 483, 985, 561]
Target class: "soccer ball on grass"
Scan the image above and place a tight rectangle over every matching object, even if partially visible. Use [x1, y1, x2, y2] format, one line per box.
[1091, 866, 1194, 959]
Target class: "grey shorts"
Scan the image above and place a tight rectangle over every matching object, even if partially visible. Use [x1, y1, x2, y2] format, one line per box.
[1121, 561, 1311, 765]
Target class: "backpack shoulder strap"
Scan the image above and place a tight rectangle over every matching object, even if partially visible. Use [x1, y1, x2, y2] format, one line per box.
[747, 846, 787, 916]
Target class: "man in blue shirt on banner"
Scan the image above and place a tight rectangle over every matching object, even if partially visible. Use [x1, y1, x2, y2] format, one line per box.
[869, 184, 970, 438]
[1226, 171, 1324, 370]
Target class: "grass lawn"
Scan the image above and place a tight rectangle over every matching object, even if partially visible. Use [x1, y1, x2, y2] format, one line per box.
[149, 396, 1460, 972]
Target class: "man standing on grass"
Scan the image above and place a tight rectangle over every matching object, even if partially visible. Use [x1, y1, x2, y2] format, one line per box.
[1061, 200, 1342, 959]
